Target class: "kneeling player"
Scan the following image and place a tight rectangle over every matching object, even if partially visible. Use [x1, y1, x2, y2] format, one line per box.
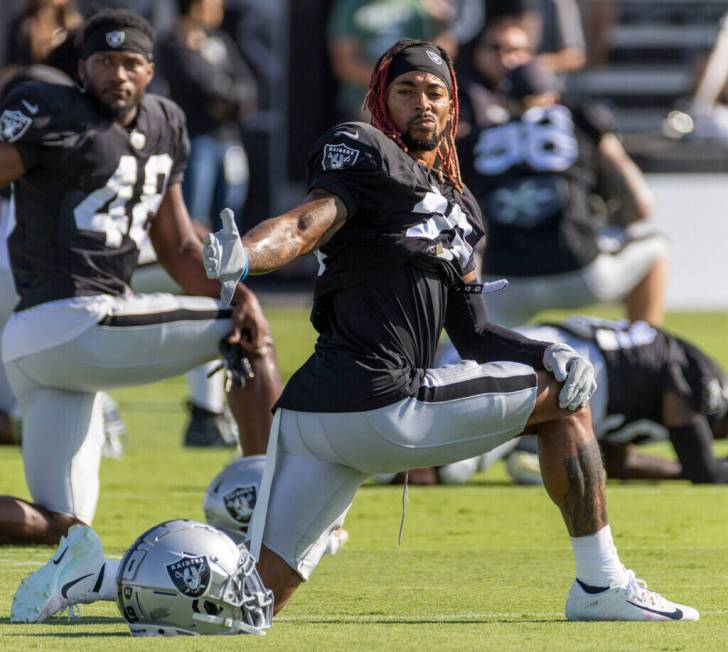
[0, 9, 281, 546]
[204, 41, 695, 621]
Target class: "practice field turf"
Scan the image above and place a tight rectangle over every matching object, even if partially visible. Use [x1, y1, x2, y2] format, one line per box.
[1, 305, 727, 650]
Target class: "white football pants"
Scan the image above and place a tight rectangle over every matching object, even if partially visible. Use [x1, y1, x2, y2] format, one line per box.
[5, 293, 232, 523]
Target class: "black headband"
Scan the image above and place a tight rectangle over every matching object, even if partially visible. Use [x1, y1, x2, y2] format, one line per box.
[386, 45, 452, 93]
[81, 24, 154, 61]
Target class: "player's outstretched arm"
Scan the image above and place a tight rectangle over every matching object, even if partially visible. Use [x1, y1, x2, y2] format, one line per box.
[0, 142, 26, 187]
[244, 191, 348, 273]
[202, 189, 347, 287]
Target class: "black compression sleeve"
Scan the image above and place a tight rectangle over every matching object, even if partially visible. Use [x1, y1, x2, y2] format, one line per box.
[444, 290, 549, 370]
[669, 421, 728, 483]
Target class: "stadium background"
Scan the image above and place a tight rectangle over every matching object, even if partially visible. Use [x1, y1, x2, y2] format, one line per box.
[2, 0, 726, 307]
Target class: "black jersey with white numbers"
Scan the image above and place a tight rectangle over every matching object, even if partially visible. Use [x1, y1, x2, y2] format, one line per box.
[552, 316, 728, 443]
[0, 80, 189, 310]
[307, 122, 485, 306]
[460, 102, 614, 276]
[277, 122, 547, 412]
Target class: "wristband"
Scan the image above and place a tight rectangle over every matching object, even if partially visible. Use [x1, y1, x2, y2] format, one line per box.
[241, 249, 249, 281]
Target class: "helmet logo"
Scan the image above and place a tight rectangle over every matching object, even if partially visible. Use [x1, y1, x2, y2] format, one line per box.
[223, 485, 257, 525]
[166, 556, 211, 597]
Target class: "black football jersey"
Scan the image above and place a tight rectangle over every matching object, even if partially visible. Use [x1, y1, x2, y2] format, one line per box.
[460, 102, 614, 276]
[307, 122, 485, 305]
[552, 316, 728, 444]
[277, 122, 487, 412]
[0, 80, 189, 310]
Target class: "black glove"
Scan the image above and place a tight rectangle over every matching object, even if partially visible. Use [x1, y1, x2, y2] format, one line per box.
[207, 338, 255, 391]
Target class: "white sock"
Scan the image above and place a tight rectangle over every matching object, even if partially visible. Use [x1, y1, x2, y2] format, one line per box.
[91, 559, 121, 601]
[570, 525, 628, 588]
[186, 362, 224, 413]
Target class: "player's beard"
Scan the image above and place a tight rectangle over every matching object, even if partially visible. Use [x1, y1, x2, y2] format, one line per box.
[401, 119, 446, 152]
[86, 80, 140, 120]
[401, 131, 442, 151]
[99, 100, 136, 120]
[100, 90, 140, 120]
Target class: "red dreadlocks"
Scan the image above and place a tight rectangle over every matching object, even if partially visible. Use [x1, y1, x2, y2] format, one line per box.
[364, 39, 463, 193]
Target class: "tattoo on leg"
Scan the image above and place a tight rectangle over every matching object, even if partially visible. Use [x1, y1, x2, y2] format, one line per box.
[562, 440, 607, 536]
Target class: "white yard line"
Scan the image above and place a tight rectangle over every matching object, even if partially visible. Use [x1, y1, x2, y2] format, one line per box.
[277, 610, 728, 623]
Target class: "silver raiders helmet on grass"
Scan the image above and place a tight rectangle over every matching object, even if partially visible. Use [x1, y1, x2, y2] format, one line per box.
[203, 455, 265, 542]
[116, 519, 273, 636]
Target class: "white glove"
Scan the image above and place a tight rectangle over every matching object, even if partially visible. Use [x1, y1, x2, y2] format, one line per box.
[202, 208, 247, 307]
[542, 342, 597, 411]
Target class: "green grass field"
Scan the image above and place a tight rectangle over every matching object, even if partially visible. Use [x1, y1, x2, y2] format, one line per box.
[1, 305, 727, 650]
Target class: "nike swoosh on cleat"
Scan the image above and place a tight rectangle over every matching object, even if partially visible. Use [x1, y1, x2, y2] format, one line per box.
[626, 600, 684, 620]
[576, 579, 609, 594]
[61, 573, 94, 599]
[52, 548, 68, 565]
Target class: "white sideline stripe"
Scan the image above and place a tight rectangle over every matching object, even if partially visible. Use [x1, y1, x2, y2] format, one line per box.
[276, 613, 563, 622]
[278, 610, 728, 623]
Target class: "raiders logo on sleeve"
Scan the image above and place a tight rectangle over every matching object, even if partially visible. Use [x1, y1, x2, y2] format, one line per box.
[322, 142, 360, 171]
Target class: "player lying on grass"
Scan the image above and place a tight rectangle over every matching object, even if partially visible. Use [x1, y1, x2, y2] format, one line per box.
[12, 39, 699, 629]
[0, 8, 281, 546]
[396, 316, 728, 485]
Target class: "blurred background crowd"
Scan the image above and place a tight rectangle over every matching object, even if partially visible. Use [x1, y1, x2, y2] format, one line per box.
[0, 0, 727, 281]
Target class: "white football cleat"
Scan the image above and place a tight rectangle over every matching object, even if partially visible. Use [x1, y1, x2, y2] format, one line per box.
[565, 569, 699, 621]
[324, 528, 350, 556]
[11, 525, 105, 623]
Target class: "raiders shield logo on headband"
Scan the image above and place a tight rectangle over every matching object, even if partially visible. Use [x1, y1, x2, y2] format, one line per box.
[106, 30, 126, 48]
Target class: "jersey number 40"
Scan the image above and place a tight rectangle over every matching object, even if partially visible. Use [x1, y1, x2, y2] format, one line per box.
[74, 154, 173, 248]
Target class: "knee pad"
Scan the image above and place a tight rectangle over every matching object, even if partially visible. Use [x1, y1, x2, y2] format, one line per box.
[202, 455, 265, 543]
